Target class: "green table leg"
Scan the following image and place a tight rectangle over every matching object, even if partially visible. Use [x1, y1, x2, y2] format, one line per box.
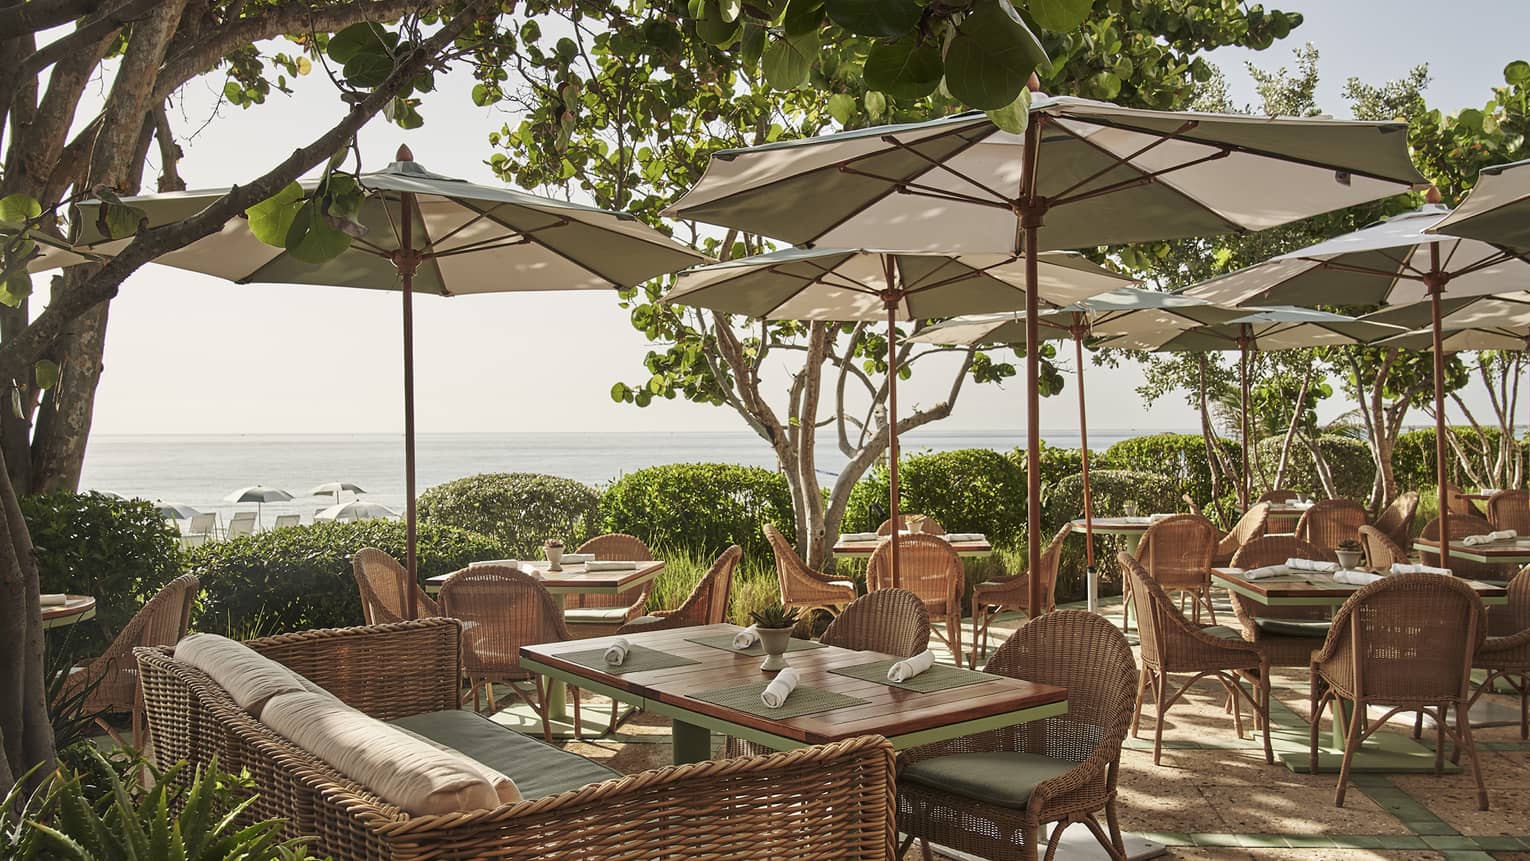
[1122, 532, 1144, 628]
[545, 593, 568, 721]
[1331, 697, 1353, 750]
[672, 720, 712, 765]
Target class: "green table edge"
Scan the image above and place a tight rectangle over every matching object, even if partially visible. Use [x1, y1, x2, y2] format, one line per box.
[42, 604, 96, 630]
[1411, 540, 1530, 566]
[425, 567, 661, 596]
[1213, 572, 1507, 607]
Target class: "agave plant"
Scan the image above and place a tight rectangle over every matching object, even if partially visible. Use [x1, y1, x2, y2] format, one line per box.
[749, 605, 801, 630]
[1336, 538, 1362, 553]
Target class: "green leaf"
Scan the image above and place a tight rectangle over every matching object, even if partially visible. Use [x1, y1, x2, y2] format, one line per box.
[985, 87, 1032, 134]
[343, 52, 396, 88]
[34, 359, 59, 389]
[1084, 69, 1121, 99]
[863, 35, 943, 100]
[825, 0, 921, 37]
[1022, 0, 1091, 31]
[246, 182, 305, 248]
[0, 193, 42, 222]
[1507, 60, 1530, 86]
[284, 201, 353, 264]
[865, 90, 887, 119]
[328, 23, 391, 64]
[782, 0, 825, 36]
[828, 92, 856, 124]
[943, 0, 1048, 110]
[0, 271, 31, 307]
[741, 23, 766, 70]
[762, 30, 818, 90]
[696, 2, 742, 46]
[611, 382, 630, 402]
[719, 0, 742, 22]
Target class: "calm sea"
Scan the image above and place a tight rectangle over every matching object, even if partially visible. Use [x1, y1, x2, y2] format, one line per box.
[77, 429, 1189, 525]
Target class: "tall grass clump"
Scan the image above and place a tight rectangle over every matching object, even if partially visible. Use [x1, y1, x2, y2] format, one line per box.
[644, 545, 780, 625]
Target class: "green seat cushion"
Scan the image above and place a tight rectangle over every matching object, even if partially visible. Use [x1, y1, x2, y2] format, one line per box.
[1202, 625, 1247, 641]
[901, 752, 1074, 809]
[563, 606, 632, 624]
[390, 710, 620, 800]
[1255, 618, 1331, 638]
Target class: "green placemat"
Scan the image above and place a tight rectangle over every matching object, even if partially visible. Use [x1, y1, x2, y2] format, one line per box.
[685, 633, 827, 656]
[689, 682, 866, 719]
[558, 645, 700, 675]
[829, 659, 990, 693]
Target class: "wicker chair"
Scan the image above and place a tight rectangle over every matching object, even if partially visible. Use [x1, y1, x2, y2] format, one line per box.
[1374, 491, 1420, 549]
[1358, 525, 1408, 570]
[1309, 573, 1488, 809]
[1225, 536, 1334, 669]
[765, 522, 856, 615]
[1121, 552, 1273, 766]
[1211, 503, 1271, 567]
[1448, 483, 1488, 518]
[439, 564, 581, 741]
[971, 523, 1069, 666]
[1469, 565, 1530, 739]
[1124, 514, 1218, 630]
[1257, 489, 1300, 504]
[1294, 498, 1368, 554]
[1419, 514, 1514, 582]
[59, 573, 198, 746]
[620, 545, 741, 635]
[352, 547, 438, 623]
[897, 611, 1138, 861]
[562, 533, 654, 637]
[876, 514, 946, 535]
[1487, 490, 1530, 534]
[867, 533, 964, 667]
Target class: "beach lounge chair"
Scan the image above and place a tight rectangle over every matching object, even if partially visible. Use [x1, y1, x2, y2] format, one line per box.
[225, 511, 257, 538]
[273, 514, 301, 529]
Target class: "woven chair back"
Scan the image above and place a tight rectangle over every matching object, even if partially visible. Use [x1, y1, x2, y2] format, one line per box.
[1136, 514, 1216, 592]
[986, 609, 1137, 762]
[567, 533, 653, 609]
[1295, 498, 1367, 552]
[875, 514, 946, 536]
[1118, 552, 1162, 665]
[821, 588, 930, 657]
[1323, 573, 1483, 702]
[866, 533, 961, 612]
[668, 545, 742, 626]
[1257, 489, 1300, 504]
[1506, 565, 1530, 632]
[1447, 484, 1486, 518]
[1374, 491, 1419, 548]
[88, 574, 199, 708]
[1487, 490, 1530, 534]
[1035, 522, 1072, 614]
[1420, 514, 1509, 581]
[1230, 535, 1328, 569]
[1358, 525, 1407, 570]
[352, 547, 435, 623]
[1215, 503, 1270, 563]
[440, 565, 568, 677]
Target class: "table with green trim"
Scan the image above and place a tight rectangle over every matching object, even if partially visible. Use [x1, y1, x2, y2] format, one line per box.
[1413, 536, 1530, 565]
[832, 535, 993, 558]
[41, 595, 95, 630]
[1070, 517, 1156, 613]
[521, 623, 1068, 766]
[1211, 566, 1506, 774]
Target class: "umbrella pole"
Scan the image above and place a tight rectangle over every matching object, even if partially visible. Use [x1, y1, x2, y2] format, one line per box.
[398, 184, 422, 618]
[1074, 320, 1095, 603]
[1021, 118, 1045, 619]
[882, 261, 901, 588]
[1241, 333, 1251, 506]
[1427, 244, 1450, 571]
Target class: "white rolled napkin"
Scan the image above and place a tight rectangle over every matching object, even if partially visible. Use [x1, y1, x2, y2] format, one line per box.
[1149, 513, 1173, 522]
[604, 637, 631, 666]
[39, 593, 68, 606]
[585, 560, 638, 571]
[1286, 558, 1339, 573]
[1334, 570, 1383, 585]
[1463, 533, 1494, 546]
[887, 650, 936, 683]
[562, 553, 596, 564]
[469, 558, 519, 568]
[760, 667, 801, 709]
[1243, 565, 1292, 580]
[1391, 562, 1451, 576]
[733, 625, 760, 649]
[838, 532, 879, 542]
[943, 533, 986, 542]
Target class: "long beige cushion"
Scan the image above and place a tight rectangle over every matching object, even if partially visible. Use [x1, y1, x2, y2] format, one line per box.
[262, 691, 520, 815]
[174, 633, 314, 714]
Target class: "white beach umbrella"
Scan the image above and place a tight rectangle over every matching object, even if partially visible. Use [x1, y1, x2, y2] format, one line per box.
[315, 500, 399, 522]
[225, 484, 294, 527]
[309, 481, 366, 504]
[1428, 159, 1530, 251]
[154, 501, 202, 520]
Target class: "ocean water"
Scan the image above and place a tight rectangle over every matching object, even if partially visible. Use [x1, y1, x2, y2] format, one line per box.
[77, 428, 1189, 526]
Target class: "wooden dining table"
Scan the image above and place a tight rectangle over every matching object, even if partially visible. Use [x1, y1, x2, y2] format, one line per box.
[832, 534, 994, 557]
[41, 595, 96, 630]
[521, 622, 1068, 765]
[1413, 536, 1530, 566]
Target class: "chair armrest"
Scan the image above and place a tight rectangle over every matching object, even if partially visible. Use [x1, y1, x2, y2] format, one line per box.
[1482, 627, 1530, 656]
[247, 619, 462, 719]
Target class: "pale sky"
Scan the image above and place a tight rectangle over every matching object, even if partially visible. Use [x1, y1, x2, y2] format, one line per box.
[68, 1, 1530, 437]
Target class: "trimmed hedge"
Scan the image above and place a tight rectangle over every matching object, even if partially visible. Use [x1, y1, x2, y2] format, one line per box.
[188, 520, 505, 635]
[1100, 433, 1240, 509]
[1042, 469, 1183, 601]
[1393, 427, 1524, 492]
[1253, 434, 1376, 502]
[601, 463, 793, 561]
[418, 473, 601, 557]
[845, 448, 1029, 549]
[23, 491, 183, 655]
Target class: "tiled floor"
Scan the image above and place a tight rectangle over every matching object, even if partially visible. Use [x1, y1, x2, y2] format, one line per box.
[535, 594, 1530, 860]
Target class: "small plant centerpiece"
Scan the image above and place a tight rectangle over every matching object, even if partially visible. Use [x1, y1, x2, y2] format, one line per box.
[1335, 538, 1363, 570]
[750, 604, 801, 671]
[544, 538, 565, 570]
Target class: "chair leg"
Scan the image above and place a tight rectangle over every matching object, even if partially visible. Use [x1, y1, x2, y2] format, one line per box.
[1456, 702, 1490, 811]
[1435, 705, 1447, 775]
[1152, 672, 1168, 766]
[948, 613, 963, 669]
[572, 686, 584, 742]
[1521, 673, 1529, 740]
[919, 836, 934, 861]
[1042, 820, 1067, 861]
[1081, 815, 1126, 861]
[897, 834, 914, 857]
[1201, 587, 1217, 625]
[1413, 709, 1425, 740]
[1309, 682, 1324, 775]
[1334, 697, 1364, 807]
[1258, 668, 1274, 765]
[608, 696, 621, 735]
[1121, 581, 1132, 632]
[1131, 667, 1149, 738]
[1106, 798, 1127, 860]
[535, 677, 552, 743]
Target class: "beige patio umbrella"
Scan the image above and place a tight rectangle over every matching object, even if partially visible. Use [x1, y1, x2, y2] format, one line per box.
[664, 247, 1127, 582]
[1428, 159, 1530, 251]
[78, 147, 706, 610]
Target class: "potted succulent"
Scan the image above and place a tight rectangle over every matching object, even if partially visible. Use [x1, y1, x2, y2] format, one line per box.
[1335, 538, 1363, 570]
[544, 538, 565, 571]
[749, 604, 801, 671]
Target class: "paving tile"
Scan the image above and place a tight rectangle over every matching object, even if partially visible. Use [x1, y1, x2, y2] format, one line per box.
[1201, 782, 1411, 835]
[1244, 850, 1442, 861]
[1473, 837, 1526, 851]
[1423, 836, 1485, 851]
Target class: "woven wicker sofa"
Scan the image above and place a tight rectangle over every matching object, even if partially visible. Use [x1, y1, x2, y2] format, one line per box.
[135, 618, 897, 861]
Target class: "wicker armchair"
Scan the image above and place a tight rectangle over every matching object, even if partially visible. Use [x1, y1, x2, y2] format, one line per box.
[1294, 498, 1368, 554]
[561, 533, 654, 637]
[1487, 490, 1530, 534]
[1374, 491, 1419, 549]
[1469, 565, 1530, 739]
[620, 545, 741, 635]
[60, 574, 198, 746]
[1309, 573, 1488, 809]
[876, 514, 946, 535]
[439, 564, 581, 740]
[1121, 552, 1273, 766]
[352, 547, 438, 623]
[971, 523, 1069, 666]
[1358, 525, 1407, 570]
[1257, 489, 1300, 504]
[1420, 514, 1514, 581]
[1225, 536, 1333, 668]
[867, 532, 964, 667]
[1124, 514, 1218, 630]
[765, 522, 856, 615]
[1211, 503, 1271, 567]
[898, 610, 1138, 861]
[1448, 483, 1488, 518]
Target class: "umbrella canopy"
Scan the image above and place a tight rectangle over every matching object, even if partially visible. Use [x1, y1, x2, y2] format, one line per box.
[1363, 293, 1530, 351]
[668, 95, 1423, 615]
[315, 500, 399, 522]
[225, 485, 293, 504]
[78, 148, 706, 608]
[155, 501, 202, 520]
[1180, 200, 1530, 568]
[1428, 159, 1530, 251]
[309, 481, 366, 505]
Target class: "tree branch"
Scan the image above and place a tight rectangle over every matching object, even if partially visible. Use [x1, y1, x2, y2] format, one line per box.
[17, 0, 159, 78]
[0, 0, 104, 41]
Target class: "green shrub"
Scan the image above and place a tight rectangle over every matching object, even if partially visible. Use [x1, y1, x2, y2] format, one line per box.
[188, 520, 505, 634]
[601, 463, 793, 561]
[844, 449, 1029, 548]
[22, 491, 183, 655]
[1101, 433, 1239, 512]
[1393, 427, 1524, 492]
[1042, 469, 1182, 602]
[419, 473, 600, 557]
[642, 545, 782, 626]
[1014, 442, 1086, 492]
[1253, 434, 1376, 502]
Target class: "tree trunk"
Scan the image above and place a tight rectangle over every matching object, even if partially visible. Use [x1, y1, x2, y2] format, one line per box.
[0, 442, 53, 797]
[32, 298, 108, 491]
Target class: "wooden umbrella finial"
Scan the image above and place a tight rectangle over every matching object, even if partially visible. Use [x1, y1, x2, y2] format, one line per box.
[1425, 184, 1442, 205]
[396, 144, 415, 162]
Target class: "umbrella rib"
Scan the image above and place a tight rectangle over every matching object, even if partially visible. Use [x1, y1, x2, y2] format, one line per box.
[1048, 148, 1233, 209]
[416, 207, 497, 252]
[835, 166, 1014, 210]
[452, 199, 629, 287]
[1048, 120, 1199, 201]
[1446, 248, 1514, 279]
[429, 236, 535, 258]
[1306, 257, 1423, 282]
[874, 136, 1015, 206]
